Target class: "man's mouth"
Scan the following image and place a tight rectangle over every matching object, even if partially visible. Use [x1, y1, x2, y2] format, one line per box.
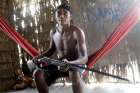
[60, 20, 66, 24]
[60, 20, 65, 22]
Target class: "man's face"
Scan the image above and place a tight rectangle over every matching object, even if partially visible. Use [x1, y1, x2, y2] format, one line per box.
[55, 8, 71, 26]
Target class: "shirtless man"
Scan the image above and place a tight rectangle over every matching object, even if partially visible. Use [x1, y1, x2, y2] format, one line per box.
[33, 4, 88, 93]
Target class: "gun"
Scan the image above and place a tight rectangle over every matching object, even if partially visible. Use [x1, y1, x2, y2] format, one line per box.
[33, 57, 130, 82]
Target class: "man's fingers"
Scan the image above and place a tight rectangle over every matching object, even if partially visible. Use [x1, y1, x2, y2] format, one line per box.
[62, 59, 68, 63]
[59, 63, 70, 72]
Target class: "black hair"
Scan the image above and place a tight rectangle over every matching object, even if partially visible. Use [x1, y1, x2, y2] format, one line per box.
[56, 3, 72, 13]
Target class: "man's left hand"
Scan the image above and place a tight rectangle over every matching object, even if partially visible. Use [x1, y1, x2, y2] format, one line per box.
[58, 59, 70, 72]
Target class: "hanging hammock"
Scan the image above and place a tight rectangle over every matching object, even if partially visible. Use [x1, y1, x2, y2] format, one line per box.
[83, 1, 140, 75]
[0, 17, 39, 57]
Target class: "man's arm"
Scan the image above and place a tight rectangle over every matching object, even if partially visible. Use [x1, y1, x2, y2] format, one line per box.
[36, 30, 56, 58]
[68, 28, 88, 64]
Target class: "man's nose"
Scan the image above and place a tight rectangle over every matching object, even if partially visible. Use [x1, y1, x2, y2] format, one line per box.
[59, 14, 65, 19]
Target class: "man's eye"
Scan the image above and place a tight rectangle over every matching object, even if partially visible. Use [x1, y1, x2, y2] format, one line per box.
[57, 11, 61, 14]
[58, 12, 61, 15]
[64, 13, 67, 16]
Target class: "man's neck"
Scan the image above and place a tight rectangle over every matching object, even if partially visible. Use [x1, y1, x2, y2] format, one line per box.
[57, 24, 70, 33]
[63, 24, 70, 31]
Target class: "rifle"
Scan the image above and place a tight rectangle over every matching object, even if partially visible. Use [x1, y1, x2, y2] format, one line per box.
[33, 57, 130, 82]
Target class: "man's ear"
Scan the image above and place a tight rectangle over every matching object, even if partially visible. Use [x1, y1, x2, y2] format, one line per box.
[70, 14, 74, 24]
[70, 19, 74, 24]
[70, 13, 72, 18]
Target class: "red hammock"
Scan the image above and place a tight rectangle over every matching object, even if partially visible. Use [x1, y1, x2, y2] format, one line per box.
[0, 1, 139, 75]
[0, 17, 39, 57]
[83, 1, 140, 75]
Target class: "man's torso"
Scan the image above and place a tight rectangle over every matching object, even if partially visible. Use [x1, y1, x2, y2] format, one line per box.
[52, 25, 79, 61]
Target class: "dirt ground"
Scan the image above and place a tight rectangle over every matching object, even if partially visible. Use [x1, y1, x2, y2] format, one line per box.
[6, 83, 140, 93]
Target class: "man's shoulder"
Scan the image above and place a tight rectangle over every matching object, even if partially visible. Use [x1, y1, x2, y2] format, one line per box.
[71, 25, 83, 33]
[50, 29, 56, 35]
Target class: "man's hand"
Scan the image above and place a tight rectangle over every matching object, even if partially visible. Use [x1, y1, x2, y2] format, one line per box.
[58, 59, 70, 72]
[32, 56, 43, 68]
[32, 57, 39, 64]
[32, 55, 43, 63]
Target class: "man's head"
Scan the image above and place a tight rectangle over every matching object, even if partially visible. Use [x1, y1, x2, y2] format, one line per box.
[55, 4, 72, 26]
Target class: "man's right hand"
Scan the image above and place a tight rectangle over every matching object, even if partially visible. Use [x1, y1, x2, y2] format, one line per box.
[32, 57, 39, 64]
[32, 55, 43, 63]
[32, 56, 48, 68]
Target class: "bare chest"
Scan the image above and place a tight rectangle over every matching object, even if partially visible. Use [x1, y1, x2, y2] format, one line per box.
[53, 31, 77, 51]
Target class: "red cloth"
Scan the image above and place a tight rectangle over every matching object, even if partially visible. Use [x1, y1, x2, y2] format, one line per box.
[0, 17, 39, 57]
[83, 2, 140, 75]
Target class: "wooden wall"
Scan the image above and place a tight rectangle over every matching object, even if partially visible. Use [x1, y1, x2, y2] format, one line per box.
[0, 0, 19, 91]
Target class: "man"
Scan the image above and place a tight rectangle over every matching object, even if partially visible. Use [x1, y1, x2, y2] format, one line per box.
[33, 4, 88, 93]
